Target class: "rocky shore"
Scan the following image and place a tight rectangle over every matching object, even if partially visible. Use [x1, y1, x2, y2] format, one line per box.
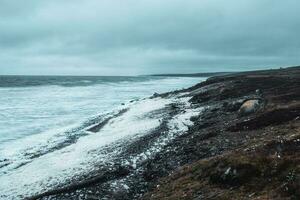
[30, 66, 299, 200]
[144, 66, 300, 200]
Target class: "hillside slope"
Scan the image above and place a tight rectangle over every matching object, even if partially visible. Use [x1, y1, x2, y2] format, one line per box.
[143, 66, 300, 200]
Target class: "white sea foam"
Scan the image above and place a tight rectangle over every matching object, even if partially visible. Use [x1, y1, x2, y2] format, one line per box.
[0, 97, 173, 199]
[124, 97, 204, 168]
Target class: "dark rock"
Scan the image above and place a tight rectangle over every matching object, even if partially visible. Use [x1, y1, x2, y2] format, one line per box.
[190, 115, 199, 122]
[255, 89, 262, 95]
[152, 92, 159, 98]
[210, 163, 260, 186]
[223, 100, 244, 112]
[229, 106, 300, 131]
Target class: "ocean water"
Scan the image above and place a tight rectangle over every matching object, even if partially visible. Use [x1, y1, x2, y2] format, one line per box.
[0, 75, 206, 198]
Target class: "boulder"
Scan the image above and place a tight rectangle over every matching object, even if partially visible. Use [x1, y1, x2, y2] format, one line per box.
[239, 99, 261, 116]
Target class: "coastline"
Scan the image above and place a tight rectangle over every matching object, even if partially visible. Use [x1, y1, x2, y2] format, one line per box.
[144, 66, 300, 199]
[27, 66, 299, 200]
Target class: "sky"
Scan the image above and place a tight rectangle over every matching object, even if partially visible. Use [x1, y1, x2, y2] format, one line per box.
[0, 0, 300, 75]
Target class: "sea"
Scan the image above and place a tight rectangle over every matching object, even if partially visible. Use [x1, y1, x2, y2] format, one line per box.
[0, 75, 206, 198]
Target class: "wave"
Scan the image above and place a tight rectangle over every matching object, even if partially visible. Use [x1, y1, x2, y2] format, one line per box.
[0, 75, 161, 88]
[0, 97, 169, 198]
[0, 94, 203, 199]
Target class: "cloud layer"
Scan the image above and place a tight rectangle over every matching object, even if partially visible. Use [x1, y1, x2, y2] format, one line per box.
[1, 0, 300, 75]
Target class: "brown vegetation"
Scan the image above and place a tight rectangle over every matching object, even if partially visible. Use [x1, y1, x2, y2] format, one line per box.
[143, 66, 300, 200]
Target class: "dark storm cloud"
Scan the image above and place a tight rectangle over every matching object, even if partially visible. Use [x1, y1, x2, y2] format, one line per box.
[0, 0, 300, 75]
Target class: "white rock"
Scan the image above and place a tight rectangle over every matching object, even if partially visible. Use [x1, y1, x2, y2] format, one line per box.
[239, 99, 261, 115]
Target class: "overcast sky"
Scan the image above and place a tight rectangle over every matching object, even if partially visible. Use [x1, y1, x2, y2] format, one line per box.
[0, 0, 300, 75]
